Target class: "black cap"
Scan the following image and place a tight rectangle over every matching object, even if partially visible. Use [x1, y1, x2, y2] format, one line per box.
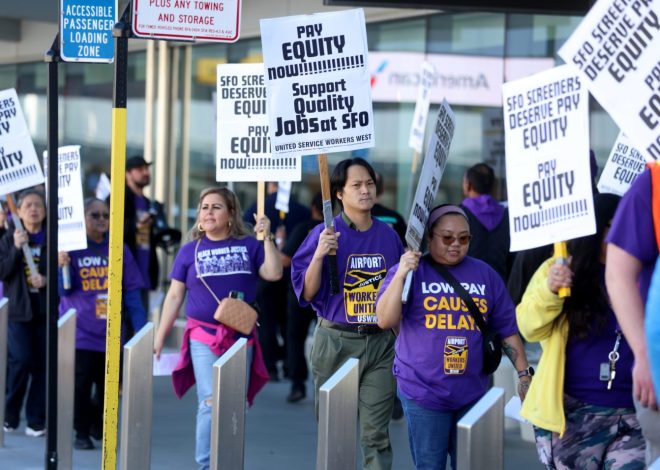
[126, 156, 152, 170]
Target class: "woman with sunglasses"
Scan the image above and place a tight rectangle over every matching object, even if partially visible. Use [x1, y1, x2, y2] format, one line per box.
[58, 198, 146, 450]
[376, 204, 530, 470]
[0, 189, 48, 437]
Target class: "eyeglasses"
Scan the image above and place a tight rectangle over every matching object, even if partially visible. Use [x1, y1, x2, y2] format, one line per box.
[88, 212, 110, 220]
[433, 233, 472, 246]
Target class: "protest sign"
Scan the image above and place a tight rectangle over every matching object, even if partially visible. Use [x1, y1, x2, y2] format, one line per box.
[597, 132, 649, 196]
[503, 65, 595, 252]
[216, 63, 301, 182]
[405, 100, 456, 251]
[275, 181, 292, 213]
[0, 88, 44, 195]
[260, 9, 374, 156]
[408, 61, 435, 154]
[43, 146, 87, 252]
[558, 0, 660, 161]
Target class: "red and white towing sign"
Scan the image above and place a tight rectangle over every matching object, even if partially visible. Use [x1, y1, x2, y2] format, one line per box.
[132, 0, 241, 42]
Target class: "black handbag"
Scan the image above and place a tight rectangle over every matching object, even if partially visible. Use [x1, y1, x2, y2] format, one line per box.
[424, 255, 502, 374]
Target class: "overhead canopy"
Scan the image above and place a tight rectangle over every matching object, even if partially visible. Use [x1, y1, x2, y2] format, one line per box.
[323, 0, 594, 16]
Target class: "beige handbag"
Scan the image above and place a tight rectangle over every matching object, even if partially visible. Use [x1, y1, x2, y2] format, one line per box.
[194, 239, 258, 335]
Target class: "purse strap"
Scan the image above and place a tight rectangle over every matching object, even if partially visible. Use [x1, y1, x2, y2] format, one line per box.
[194, 238, 221, 306]
[423, 254, 490, 334]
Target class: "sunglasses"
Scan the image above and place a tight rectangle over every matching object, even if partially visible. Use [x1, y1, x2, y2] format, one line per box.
[433, 233, 472, 246]
[88, 212, 110, 220]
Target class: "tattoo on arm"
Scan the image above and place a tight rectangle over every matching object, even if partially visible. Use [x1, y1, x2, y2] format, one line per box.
[502, 340, 518, 364]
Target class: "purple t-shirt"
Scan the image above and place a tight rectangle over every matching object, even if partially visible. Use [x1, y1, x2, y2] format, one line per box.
[564, 274, 634, 408]
[170, 235, 265, 324]
[59, 240, 145, 352]
[134, 195, 152, 289]
[291, 215, 404, 325]
[606, 169, 657, 303]
[378, 256, 518, 411]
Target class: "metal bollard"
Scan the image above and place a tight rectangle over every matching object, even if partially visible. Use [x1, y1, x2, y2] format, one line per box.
[57, 309, 76, 470]
[457, 387, 505, 470]
[316, 357, 359, 470]
[119, 323, 154, 470]
[0, 298, 8, 447]
[210, 337, 248, 470]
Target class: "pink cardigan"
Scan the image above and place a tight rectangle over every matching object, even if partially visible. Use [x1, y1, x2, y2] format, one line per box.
[171, 317, 269, 406]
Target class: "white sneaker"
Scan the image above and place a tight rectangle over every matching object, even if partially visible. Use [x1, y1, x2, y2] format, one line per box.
[25, 425, 46, 437]
[3, 422, 17, 433]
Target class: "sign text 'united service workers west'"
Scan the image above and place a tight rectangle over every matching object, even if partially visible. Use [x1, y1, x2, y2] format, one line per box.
[503, 65, 595, 252]
[0, 88, 44, 195]
[216, 63, 301, 182]
[60, 0, 116, 63]
[260, 9, 375, 156]
[132, 0, 241, 42]
[558, 0, 660, 161]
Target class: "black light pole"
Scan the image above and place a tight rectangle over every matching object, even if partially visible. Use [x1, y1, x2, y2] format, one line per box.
[44, 35, 61, 470]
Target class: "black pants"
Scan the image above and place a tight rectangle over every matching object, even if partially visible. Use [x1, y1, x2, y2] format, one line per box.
[286, 288, 317, 387]
[74, 349, 105, 438]
[5, 314, 46, 428]
[256, 278, 288, 376]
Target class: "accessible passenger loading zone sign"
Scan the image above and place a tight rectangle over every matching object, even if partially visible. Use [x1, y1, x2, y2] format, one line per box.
[260, 9, 375, 156]
[132, 0, 241, 42]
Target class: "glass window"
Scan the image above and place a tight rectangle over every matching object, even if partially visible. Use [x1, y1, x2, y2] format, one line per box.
[428, 13, 505, 56]
[505, 14, 582, 57]
[367, 17, 426, 52]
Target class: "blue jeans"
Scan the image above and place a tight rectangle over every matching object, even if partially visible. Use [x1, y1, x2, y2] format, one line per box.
[190, 339, 253, 470]
[398, 391, 474, 470]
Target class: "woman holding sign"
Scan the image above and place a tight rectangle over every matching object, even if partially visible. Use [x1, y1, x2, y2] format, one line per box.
[0, 189, 48, 437]
[375, 204, 530, 470]
[291, 158, 404, 469]
[517, 193, 645, 469]
[154, 187, 279, 470]
[58, 198, 146, 450]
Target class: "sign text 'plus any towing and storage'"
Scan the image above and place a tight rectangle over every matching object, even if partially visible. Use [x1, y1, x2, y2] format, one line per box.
[133, 0, 241, 42]
[260, 9, 375, 156]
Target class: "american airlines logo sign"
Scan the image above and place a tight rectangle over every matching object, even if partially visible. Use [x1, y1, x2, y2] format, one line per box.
[368, 51, 553, 107]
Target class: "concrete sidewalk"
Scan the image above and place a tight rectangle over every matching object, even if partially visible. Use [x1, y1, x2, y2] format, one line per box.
[1, 373, 542, 469]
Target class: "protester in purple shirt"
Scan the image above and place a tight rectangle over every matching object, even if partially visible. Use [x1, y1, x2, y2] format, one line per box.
[58, 198, 146, 450]
[154, 187, 281, 470]
[291, 158, 403, 470]
[606, 167, 660, 465]
[376, 204, 529, 470]
[518, 193, 645, 469]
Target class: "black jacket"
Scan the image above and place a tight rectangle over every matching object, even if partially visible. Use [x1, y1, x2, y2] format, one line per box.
[0, 223, 47, 322]
[121, 186, 159, 289]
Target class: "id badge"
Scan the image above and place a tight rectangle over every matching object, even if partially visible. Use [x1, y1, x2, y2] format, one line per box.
[599, 362, 610, 381]
[96, 293, 108, 319]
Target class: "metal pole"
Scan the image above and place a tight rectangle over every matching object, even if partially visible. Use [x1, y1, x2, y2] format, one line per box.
[102, 5, 131, 469]
[210, 338, 248, 470]
[0, 298, 8, 447]
[119, 323, 154, 470]
[316, 357, 359, 470]
[57, 309, 76, 470]
[457, 387, 505, 470]
[45, 34, 61, 470]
